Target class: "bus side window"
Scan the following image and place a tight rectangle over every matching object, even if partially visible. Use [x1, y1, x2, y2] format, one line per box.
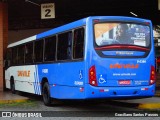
[12, 47, 18, 65]
[44, 36, 56, 61]
[73, 28, 84, 59]
[25, 42, 33, 64]
[57, 31, 72, 61]
[17, 45, 25, 65]
[5, 48, 12, 68]
[34, 39, 44, 63]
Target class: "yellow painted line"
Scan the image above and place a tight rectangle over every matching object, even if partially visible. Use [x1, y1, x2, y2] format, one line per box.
[138, 103, 160, 109]
[0, 99, 29, 104]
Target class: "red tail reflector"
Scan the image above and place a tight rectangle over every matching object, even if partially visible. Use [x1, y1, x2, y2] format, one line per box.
[144, 22, 150, 25]
[89, 66, 98, 86]
[94, 19, 100, 23]
[80, 87, 84, 92]
[149, 66, 156, 85]
[100, 89, 104, 92]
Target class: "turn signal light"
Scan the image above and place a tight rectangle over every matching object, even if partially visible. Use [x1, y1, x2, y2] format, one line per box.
[89, 66, 98, 86]
[149, 65, 156, 85]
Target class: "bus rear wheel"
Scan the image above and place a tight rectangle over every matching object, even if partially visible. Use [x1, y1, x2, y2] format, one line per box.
[10, 79, 15, 94]
[42, 82, 52, 106]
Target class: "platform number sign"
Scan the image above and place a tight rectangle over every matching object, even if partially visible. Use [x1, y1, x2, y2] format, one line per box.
[41, 3, 55, 19]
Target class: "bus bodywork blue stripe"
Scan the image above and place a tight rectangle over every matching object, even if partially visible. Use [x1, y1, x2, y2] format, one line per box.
[37, 66, 41, 95]
[34, 72, 37, 94]
[35, 65, 38, 95]
[35, 65, 41, 95]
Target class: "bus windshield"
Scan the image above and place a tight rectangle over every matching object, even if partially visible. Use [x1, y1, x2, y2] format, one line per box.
[94, 23, 150, 47]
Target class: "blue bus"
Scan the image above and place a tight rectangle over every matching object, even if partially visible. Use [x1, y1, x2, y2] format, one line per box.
[5, 16, 155, 106]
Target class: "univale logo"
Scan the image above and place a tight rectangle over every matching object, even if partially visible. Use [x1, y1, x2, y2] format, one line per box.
[110, 64, 139, 69]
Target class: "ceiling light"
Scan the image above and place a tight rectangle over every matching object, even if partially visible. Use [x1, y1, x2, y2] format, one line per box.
[25, 0, 40, 6]
[130, 12, 138, 17]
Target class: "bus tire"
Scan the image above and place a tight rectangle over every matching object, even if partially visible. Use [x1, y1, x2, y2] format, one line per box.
[10, 79, 15, 94]
[42, 82, 52, 106]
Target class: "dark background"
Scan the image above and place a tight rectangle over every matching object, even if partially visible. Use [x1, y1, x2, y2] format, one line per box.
[8, 0, 159, 30]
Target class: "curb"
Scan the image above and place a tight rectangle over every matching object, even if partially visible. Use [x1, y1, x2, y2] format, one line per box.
[0, 99, 29, 104]
[138, 103, 160, 110]
[111, 97, 160, 110]
[136, 93, 160, 110]
[155, 93, 160, 97]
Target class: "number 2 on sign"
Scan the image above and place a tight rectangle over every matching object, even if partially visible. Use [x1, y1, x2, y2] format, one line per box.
[45, 9, 51, 17]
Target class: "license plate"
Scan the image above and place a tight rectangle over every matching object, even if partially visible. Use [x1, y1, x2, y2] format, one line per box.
[118, 80, 131, 85]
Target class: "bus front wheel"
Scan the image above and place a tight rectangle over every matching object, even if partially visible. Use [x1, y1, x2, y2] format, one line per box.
[42, 82, 51, 106]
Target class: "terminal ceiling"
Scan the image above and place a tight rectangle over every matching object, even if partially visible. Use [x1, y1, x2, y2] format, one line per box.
[8, 0, 159, 30]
